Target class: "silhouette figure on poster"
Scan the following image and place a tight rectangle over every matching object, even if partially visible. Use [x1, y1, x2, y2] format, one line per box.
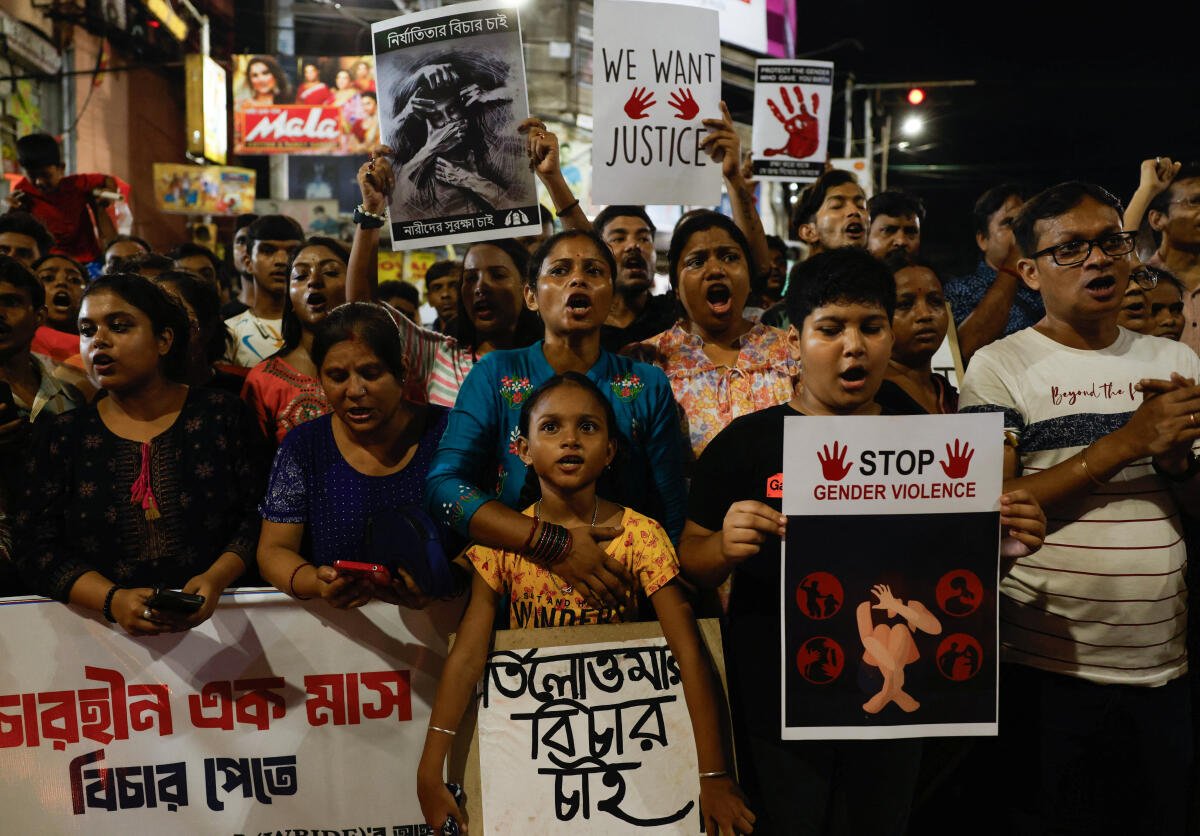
[796, 571, 843, 619]
[936, 634, 983, 681]
[797, 636, 844, 685]
[944, 575, 977, 616]
[857, 584, 942, 713]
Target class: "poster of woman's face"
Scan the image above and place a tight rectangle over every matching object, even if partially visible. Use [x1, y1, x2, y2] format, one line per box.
[373, 2, 540, 250]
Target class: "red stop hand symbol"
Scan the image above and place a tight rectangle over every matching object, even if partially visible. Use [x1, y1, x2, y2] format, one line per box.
[623, 87, 656, 120]
[817, 442, 854, 481]
[940, 440, 974, 479]
[764, 85, 820, 160]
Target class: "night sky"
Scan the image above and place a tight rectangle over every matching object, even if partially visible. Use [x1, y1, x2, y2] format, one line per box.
[790, 3, 1200, 271]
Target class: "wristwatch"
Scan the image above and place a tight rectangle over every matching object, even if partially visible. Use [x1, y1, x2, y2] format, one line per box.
[353, 204, 386, 229]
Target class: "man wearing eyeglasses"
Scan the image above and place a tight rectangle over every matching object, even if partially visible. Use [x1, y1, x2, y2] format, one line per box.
[960, 181, 1200, 835]
[1147, 162, 1200, 354]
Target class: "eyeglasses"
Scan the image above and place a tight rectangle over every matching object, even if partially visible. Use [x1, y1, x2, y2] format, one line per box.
[1169, 194, 1200, 210]
[1030, 231, 1137, 267]
[1130, 267, 1159, 291]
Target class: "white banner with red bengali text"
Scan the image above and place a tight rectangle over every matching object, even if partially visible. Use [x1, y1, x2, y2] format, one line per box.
[0, 590, 465, 835]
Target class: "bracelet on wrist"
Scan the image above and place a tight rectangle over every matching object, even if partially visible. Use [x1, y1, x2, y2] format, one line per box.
[528, 521, 572, 568]
[428, 724, 457, 737]
[699, 770, 728, 779]
[289, 562, 315, 600]
[556, 198, 580, 217]
[1079, 446, 1106, 487]
[353, 204, 386, 229]
[102, 584, 121, 623]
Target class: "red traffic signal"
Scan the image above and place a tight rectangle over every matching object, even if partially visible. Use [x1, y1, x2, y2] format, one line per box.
[906, 88, 925, 106]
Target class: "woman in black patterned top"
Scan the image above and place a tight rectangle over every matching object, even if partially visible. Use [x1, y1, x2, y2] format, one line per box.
[13, 274, 268, 635]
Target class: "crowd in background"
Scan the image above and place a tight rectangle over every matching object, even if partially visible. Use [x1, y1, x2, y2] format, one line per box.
[3, 116, 1200, 835]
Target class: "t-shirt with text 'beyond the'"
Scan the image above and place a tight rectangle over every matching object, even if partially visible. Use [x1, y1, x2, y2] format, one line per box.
[960, 326, 1200, 686]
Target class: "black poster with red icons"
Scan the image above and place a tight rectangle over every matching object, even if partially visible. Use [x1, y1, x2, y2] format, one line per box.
[780, 414, 1003, 740]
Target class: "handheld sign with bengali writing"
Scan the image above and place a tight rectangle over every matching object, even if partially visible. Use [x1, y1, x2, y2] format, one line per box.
[751, 59, 834, 183]
[780, 413, 1002, 740]
[0, 590, 464, 834]
[592, 0, 722, 206]
[460, 621, 728, 835]
[371, 0, 541, 251]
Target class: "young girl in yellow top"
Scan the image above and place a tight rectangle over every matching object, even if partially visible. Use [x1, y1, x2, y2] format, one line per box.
[416, 372, 755, 835]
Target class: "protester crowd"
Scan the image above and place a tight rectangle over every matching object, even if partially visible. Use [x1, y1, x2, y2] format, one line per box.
[3, 116, 1200, 836]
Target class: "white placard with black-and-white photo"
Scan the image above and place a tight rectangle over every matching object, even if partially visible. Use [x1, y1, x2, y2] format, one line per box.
[372, 1, 541, 251]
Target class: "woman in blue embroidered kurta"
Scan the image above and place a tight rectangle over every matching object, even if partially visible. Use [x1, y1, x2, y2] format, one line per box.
[426, 230, 686, 609]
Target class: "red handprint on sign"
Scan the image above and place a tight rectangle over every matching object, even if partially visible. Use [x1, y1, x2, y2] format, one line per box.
[940, 440, 974, 479]
[763, 85, 821, 160]
[623, 87, 656, 120]
[817, 442, 854, 481]
[668, 88, 699, 120]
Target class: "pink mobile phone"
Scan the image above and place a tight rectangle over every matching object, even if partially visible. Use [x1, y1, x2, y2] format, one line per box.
[332, 560, 391, 586]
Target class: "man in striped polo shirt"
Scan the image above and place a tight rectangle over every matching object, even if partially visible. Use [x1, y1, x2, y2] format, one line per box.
[960, 181, 1200, 835]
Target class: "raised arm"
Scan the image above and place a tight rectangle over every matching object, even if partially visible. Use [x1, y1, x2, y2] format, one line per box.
[953, 248, 1023, 365]
[518, 118, 591, 231]
[346, 153, 394, 303]
[700, 101, 771, 280]
[1125, 157, 1180, 232]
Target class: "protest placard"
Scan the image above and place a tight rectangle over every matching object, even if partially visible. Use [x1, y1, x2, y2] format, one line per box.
[780, 414, 1003, 739]
[0, 590, 464, 833]
[372, 1, 541, 251]
[456, 620, 728, 835]
[592, 0, 722, 206]
[751, 59, 834, 183]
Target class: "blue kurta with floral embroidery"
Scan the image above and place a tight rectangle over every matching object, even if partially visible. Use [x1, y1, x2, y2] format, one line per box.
[425, 342, 686, 542]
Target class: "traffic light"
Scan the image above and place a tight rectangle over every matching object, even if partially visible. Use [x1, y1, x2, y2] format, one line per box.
[906, 87, 925, 106]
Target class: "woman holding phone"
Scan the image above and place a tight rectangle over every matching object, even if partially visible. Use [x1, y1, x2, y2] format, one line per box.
[13, 274, 268, 635]
[256, 302, 457, 609]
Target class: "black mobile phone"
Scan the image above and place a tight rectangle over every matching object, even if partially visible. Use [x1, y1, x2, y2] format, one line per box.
[146, 587, 205, 614]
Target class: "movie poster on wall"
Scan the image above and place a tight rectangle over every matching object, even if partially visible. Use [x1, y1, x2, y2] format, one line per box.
[232, 55, 381, 155]
[371, 1, 541, 251]
[591, 0, 722, 206]
[751, 59, 834, 182]
[780, 414, 1002, 740]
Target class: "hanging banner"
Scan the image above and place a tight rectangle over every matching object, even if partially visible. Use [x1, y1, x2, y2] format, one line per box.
[592, 0, 722, 206]
[0, 590, 464, 833]
[780, 414, 1002, 740]
[460, 621, 728, 834]
[371, 0, 541, 251]
[751, 59, 834, 182]
[152, 163, 256, 216]
[232, 55, 380, 155]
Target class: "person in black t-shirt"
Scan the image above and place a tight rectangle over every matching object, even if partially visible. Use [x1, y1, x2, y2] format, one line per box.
[682, 247, 1045, 834]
